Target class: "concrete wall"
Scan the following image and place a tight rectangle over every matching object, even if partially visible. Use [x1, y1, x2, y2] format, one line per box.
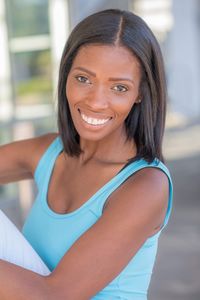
[68, 0, 130, 27]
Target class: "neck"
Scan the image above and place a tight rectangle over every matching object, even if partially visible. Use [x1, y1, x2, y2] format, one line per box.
[78, 126, 136, 166]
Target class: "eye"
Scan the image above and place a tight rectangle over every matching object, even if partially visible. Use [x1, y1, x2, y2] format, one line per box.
[75, 75, 91, 84]
[112, 85, 128, 93]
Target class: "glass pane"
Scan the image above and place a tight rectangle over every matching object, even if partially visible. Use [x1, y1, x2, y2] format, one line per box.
[11, 50, 53, 105]
[6, 0, 49, 38]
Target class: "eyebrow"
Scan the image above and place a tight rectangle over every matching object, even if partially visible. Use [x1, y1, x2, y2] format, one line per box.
[73, 67, 135, 84]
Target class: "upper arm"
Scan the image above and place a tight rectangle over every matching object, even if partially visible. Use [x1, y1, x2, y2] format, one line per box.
[47, 167, 169, 300]
[0, 132, 59, 185]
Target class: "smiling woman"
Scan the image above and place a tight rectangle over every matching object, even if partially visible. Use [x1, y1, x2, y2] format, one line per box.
[0, 8, 173, 300]
[66, 45, 141, 142]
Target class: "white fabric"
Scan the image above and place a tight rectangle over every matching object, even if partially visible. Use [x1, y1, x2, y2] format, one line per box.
[0, 210, 50, 275]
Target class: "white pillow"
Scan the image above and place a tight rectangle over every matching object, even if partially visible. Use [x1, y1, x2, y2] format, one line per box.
[0, 210, 50, 275]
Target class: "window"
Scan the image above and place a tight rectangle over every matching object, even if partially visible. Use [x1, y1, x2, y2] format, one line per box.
[6, 0, 49, 38]
[12, 50, 53, 106]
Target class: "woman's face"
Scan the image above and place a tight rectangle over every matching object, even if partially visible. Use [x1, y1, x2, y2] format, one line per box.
[66, 44, 141, 142]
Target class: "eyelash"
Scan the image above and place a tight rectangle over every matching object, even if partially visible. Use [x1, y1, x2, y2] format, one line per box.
[74, 75, 129, 93]
[75, 75, 90, 84]
[112, 85, 128, 92]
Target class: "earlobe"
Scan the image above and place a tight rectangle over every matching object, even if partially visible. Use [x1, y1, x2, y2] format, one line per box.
[136, 98, 142, 104]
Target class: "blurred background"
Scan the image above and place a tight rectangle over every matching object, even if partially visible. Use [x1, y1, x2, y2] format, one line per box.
[0, 0, 199, 299]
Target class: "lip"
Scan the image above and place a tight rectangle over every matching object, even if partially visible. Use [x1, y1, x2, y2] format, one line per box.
[77, 108, 113, 128]
[78, 108, 112, 120]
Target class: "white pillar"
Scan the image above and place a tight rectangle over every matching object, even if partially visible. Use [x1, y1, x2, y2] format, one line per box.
[0, 0, 14, 121]
[168, 0, 200, 118]
[48, 0, 70, 101]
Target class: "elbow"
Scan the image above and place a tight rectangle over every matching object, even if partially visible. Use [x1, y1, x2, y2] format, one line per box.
[42, 274, 70, 300]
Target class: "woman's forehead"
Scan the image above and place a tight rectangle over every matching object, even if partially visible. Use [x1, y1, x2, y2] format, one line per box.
[74, 44, 139, 64]
[71, 44, 141, 79]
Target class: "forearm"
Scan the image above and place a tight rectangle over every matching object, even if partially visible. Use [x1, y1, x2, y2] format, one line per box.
[0, 260, 51, 300]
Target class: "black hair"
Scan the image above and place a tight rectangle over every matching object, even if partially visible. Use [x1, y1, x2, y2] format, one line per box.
[57, 9, 167, 163]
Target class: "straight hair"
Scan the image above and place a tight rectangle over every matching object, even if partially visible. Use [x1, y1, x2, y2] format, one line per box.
[57, 9, 167, 164]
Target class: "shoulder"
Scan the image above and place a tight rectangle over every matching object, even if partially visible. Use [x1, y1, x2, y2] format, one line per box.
[30, 132, 59, 154]
[131, 166, 169, 195]
[27, 132, 59, 173]
[104, 166, 169, 235]
[0, 132, 59, 183]
[9, 132, 59, 174]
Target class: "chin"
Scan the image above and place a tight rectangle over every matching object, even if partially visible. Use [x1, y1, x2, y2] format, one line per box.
[77, 129, 109, 142]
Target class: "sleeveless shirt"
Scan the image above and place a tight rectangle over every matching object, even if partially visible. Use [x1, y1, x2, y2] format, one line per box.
[22, 136, 173, 300]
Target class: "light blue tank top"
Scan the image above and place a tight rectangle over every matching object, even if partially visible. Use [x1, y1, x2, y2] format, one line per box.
[23, 136, 173, 300]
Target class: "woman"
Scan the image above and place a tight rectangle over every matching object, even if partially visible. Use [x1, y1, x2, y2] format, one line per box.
[0, 9, 173, 300]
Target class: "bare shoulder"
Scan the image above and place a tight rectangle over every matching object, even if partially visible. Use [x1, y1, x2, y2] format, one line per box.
[132, 166, 169, 193]
[0, 132, 59, 184]
[104, 166, 169, 234]
[28, 132, 59, 174]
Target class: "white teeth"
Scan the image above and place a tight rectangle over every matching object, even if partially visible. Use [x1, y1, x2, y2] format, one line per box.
[80, 112, 110, 125]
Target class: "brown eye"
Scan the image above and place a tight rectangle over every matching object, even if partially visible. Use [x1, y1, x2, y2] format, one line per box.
[75, 75, 91, 84]
[113, 85, 128, 92]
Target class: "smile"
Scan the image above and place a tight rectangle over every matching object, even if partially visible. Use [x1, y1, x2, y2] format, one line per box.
[79, 110, 112, 126]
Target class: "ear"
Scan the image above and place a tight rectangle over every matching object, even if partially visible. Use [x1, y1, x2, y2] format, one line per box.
[135, 96, 142, 104]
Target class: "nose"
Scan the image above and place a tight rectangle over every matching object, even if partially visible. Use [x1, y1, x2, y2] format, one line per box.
[85, 85, 109, 111]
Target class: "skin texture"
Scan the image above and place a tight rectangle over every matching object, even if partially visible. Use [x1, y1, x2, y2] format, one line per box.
[66, 44, 141, 147]
[0, 45, 169, 300]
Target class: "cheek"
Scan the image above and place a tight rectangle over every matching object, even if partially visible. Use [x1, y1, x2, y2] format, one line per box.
[66, 78, 86, 105]
[112, 95, 137, 116]
[66, 78, 77, 105]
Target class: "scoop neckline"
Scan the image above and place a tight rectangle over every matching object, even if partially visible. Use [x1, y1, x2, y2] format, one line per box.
[40, 142, 145, 219]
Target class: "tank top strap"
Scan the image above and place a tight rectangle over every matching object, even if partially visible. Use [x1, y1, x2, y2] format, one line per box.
[34, 136, 63, 190]
[94, 158, 173, 234]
